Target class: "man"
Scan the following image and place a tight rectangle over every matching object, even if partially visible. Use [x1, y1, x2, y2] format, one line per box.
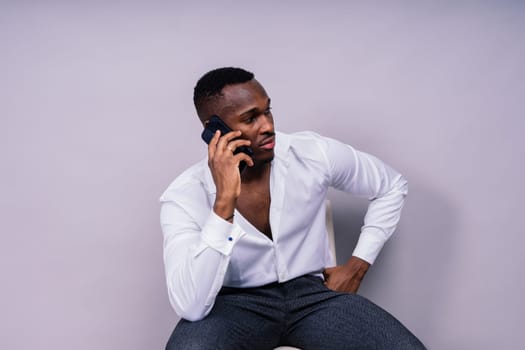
[160, 67, 425, 349]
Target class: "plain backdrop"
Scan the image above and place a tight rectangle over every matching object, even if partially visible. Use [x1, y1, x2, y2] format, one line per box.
[1, 1, 524, 349]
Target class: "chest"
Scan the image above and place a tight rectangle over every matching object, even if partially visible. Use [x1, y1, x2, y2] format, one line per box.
[236, 181, 272, 239]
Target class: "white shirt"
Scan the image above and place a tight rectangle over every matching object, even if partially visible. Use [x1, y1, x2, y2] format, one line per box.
[160, 131, 407, 321]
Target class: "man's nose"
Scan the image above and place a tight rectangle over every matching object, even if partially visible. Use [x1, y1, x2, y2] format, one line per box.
[258, 114, 274, 133]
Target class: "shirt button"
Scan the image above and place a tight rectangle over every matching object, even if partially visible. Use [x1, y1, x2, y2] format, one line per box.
[228, 236, 233, 241]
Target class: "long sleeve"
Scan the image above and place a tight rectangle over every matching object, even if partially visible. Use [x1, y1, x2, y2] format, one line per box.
[160, 199, 245, 321]
[323, 136, 408, 264]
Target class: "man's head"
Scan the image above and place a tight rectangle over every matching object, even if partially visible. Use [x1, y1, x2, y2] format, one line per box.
[194, 67, 275, 164]
[194, 67, 254, 121]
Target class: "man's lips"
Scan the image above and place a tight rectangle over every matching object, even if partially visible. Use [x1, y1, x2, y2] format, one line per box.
[259, 135, 276, 150]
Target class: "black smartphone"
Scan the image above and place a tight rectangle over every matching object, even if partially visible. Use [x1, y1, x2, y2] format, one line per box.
[201, 115, 253, 173]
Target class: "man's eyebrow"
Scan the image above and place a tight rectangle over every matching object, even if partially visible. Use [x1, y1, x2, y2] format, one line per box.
[239, 98, 271, 117]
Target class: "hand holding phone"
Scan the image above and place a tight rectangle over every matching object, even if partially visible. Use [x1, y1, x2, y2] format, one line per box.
[201, 115, 253, 173]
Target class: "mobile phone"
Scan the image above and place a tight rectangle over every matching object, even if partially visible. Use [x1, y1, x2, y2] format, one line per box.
[201, 115, 253, 173]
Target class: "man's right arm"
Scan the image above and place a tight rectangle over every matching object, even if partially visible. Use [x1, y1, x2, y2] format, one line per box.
[161, 130, 253, 321]
[160, 201, 244, 321]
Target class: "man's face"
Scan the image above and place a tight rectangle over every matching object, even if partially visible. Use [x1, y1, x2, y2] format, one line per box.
[204, 79, 275, 163]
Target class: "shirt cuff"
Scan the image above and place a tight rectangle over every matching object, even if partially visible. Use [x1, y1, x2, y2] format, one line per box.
[200, 211, 245, 256]
[351, 227, 387, 265]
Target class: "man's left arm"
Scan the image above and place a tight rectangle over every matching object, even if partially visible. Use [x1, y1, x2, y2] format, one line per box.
[320, 136, 408, 293]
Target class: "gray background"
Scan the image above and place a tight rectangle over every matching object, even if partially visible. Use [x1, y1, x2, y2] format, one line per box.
[2, 1, 524, 349]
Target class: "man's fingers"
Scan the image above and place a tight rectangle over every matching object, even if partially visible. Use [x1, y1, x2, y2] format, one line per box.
[235, 153, 254, 167]
[216, 130, 242, 151]
[208, 129, 254, 173]
[322, 268, 332, 282]
[208, 130, 221, 160]
[228, 139, 251, 152]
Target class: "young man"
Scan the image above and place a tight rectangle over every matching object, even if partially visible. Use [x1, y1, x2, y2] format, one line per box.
[160, 67, 425, 349]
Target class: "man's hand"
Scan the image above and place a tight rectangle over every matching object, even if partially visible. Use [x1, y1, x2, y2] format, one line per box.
[208, 130, 253, 220]
[323, 256, 371, 293]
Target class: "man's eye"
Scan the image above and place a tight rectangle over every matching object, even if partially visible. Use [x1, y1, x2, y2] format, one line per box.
[264, 107, 272, 115]
[245, 116, 256, 124]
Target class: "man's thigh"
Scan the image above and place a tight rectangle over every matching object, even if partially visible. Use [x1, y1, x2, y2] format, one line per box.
[166, 286, 285, 350]
[283, 276, 426, 350]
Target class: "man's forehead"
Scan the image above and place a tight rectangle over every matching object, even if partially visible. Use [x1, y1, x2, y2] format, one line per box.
[214, 80, 267, 113]
[221, 80, 266, 102]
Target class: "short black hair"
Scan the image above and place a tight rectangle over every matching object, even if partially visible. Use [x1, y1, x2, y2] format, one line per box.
[193, 67, 254, 116]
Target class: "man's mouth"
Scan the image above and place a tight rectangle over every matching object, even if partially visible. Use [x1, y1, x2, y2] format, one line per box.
[259, 135, 276, 150]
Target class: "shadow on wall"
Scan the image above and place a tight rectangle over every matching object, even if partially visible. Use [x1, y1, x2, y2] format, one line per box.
[328, 180, 459, 346]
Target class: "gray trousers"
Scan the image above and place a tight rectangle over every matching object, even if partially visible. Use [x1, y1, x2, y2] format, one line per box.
[166, 275, 426, 350]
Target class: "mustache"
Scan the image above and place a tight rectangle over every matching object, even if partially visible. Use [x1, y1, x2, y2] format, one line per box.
[258, 132, 276, 146]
